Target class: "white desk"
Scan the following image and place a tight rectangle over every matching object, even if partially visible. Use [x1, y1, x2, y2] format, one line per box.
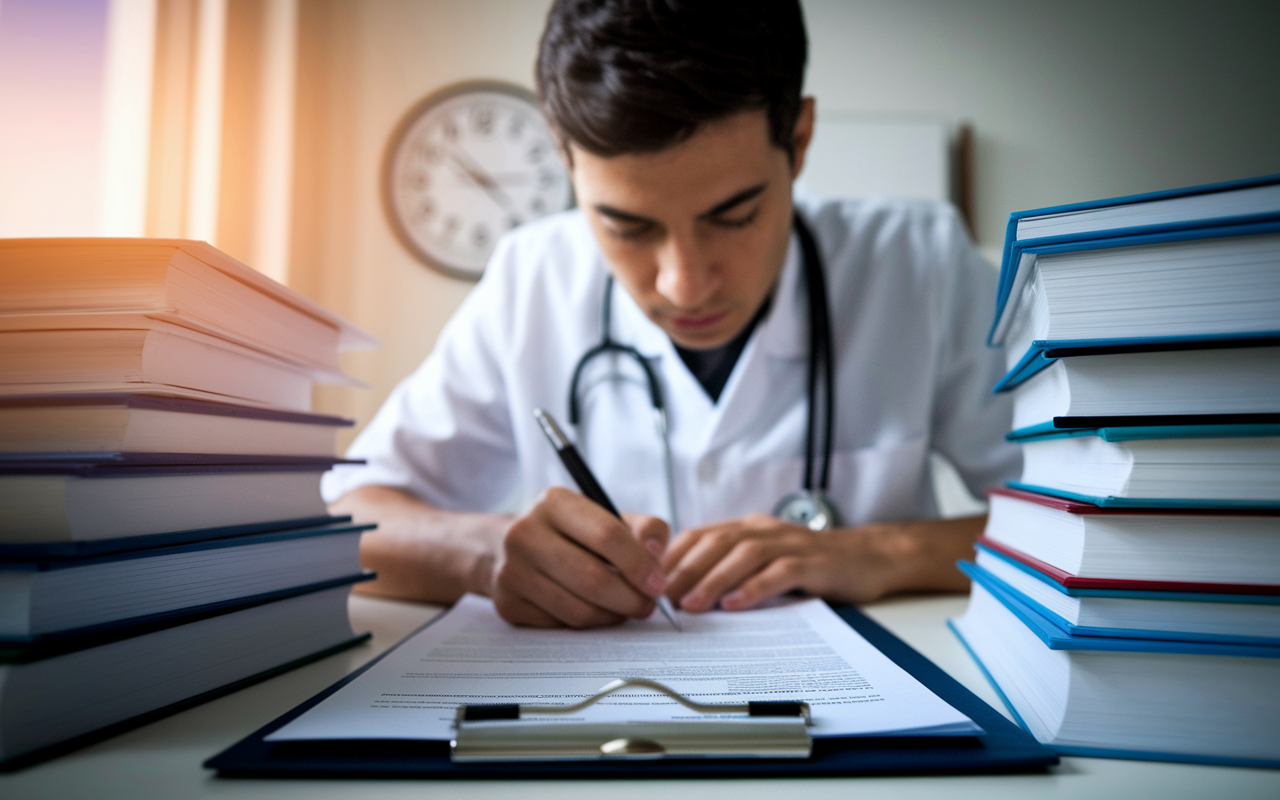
[3, 593, 1277, 799]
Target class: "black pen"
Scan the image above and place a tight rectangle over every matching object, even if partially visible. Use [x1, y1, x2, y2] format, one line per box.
[533, 408, 681, 631]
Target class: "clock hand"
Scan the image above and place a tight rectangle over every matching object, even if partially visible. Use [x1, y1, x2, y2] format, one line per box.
[448, 148, 520, 216]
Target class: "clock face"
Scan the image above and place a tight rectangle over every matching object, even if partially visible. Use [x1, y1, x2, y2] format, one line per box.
[384, 81, 574, 280]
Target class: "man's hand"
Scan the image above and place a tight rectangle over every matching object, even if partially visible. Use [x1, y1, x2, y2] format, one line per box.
[490, 487, 671, 628]
[663, 514, 985, 612]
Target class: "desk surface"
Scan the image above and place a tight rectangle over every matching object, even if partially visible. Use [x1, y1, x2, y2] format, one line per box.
[3, 593, 1277, 799]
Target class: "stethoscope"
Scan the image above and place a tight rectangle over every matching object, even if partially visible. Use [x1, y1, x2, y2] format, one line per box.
[567, 212, 839, 532]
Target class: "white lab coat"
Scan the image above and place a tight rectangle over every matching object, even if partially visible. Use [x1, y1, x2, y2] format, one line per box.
[323, 196, 1020, 530]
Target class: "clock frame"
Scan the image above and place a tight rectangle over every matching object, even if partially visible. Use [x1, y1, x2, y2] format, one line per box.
[382, 80, 573, 280]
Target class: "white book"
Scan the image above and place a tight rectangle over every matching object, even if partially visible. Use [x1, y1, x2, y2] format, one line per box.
[1010, 347, 1280, 431]
[1018, 433, 1280, 504]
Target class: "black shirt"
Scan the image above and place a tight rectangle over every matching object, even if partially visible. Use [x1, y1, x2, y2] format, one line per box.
[673, 296, 773, 403]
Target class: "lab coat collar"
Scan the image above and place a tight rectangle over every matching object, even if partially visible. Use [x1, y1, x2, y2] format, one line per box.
[756, 232, 806, 360]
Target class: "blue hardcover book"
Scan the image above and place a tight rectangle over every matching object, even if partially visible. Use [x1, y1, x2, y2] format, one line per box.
[951, 570, 1280, 767]
[962, 563, 1280, 657]
[994, 332, 1280, 393]
[1006, 482, 1280, 510]
[963, 554, 1280, 647]
[986, 175, 1280, 390]
[989, 173, 1280, 343]
[0, 520, 374, 649]
[1007, 422, 1280, 442]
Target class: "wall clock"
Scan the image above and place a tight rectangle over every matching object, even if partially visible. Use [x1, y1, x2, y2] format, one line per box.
[383, 80, 574, 280]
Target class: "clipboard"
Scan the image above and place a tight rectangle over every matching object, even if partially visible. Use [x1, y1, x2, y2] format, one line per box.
[452, 677, 814, 761]
[204, 604, 1059, 778]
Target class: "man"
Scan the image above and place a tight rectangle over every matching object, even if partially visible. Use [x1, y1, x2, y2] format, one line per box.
[323, 0, 1018, 628]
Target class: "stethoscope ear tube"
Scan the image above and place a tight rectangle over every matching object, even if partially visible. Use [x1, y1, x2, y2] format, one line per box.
[568, 277, 666, 426]
[793, 212, 835, 498]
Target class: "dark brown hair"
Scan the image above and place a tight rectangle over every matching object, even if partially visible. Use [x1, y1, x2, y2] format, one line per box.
[536, 0, 808, 160]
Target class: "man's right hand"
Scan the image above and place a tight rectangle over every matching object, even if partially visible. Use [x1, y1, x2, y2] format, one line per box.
[489, 487, 671, 628]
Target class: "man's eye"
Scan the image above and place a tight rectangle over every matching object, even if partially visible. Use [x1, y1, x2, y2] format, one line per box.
[711, 208, 759, 229]
[606, 220, 654, 240]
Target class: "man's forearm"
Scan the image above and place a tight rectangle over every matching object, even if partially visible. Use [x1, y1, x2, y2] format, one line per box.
[329, 485, 510, 605]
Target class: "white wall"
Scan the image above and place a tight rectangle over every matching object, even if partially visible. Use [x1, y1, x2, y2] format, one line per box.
[803, 0, 1280, 258]
[293, 0, 1280, 453]
[293, 0, 555, 445]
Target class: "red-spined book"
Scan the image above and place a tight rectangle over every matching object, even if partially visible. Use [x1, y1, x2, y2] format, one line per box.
[979, 487, 1280, 593]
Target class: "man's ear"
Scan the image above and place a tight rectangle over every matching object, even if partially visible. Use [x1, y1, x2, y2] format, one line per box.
[790, 97, 816, 180]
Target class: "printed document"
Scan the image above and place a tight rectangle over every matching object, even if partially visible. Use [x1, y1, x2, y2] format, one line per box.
[269, 595, 979, 741]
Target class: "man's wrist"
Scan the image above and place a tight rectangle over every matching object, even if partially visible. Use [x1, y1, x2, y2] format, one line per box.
[831, 516, 982, 602]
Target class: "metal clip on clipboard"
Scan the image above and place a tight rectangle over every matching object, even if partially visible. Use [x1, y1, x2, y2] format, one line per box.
[451, 678, 812, 762]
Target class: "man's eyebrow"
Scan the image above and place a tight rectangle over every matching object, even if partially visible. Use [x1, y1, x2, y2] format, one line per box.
[699, 183, 768, 218]
[592, 204, 654, 225]
[592, 183, 769, 226]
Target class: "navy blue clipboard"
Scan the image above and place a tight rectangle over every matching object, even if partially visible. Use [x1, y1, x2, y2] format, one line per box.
[205, 604, 1058, 778]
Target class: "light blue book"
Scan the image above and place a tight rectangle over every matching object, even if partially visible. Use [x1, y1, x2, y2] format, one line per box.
[964, 553, 1280, 646]
[951, 568, 1280, 767]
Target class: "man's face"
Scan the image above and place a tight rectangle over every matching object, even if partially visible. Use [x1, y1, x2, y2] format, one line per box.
[568, 103, 814, 350]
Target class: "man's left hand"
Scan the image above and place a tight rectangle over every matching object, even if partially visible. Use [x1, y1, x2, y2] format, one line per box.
[663, 513, 986, 612]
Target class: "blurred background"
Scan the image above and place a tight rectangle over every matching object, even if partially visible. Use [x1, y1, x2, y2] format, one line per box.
[2, 0, 1278, 474]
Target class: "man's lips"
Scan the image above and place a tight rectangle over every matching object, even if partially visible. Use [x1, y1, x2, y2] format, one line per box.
[668, 309, 731, 330]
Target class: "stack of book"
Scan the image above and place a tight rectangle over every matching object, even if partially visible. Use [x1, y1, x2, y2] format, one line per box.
[950, 175, 1280, 767]
[0, 239, 378, 767]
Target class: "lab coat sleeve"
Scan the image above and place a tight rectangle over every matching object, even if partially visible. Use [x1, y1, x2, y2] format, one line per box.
[927, 217, 1022, 499]
[320, 237, 523, 511]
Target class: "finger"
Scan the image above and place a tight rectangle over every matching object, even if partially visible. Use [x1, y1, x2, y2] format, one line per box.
[540, 488, 665, 599]
[509, 510, 658, 618]
[492, 589, 563, 628]
[719, 556, 808, 611]
[662, 525, 705, 570]
[496, 556, 628, 628]
[664, 526, 748, 607]
[664, 513, 771, 571]
[624, 513, 670, 561]
[680, 535, 797, 612]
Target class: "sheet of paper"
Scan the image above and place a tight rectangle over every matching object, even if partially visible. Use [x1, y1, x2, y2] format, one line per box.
[268, 595, 979, 741]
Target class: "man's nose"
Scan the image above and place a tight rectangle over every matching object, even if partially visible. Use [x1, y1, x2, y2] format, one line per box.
[654, 231, 717, 309]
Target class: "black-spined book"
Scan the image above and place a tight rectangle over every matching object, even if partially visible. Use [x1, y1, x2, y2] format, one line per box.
[0, 580, 370, 769]
[0, 454, 360, 544]
[0, 519, 372, 645]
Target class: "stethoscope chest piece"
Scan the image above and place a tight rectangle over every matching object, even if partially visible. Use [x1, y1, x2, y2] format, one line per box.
[773, 490, 840, 532]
